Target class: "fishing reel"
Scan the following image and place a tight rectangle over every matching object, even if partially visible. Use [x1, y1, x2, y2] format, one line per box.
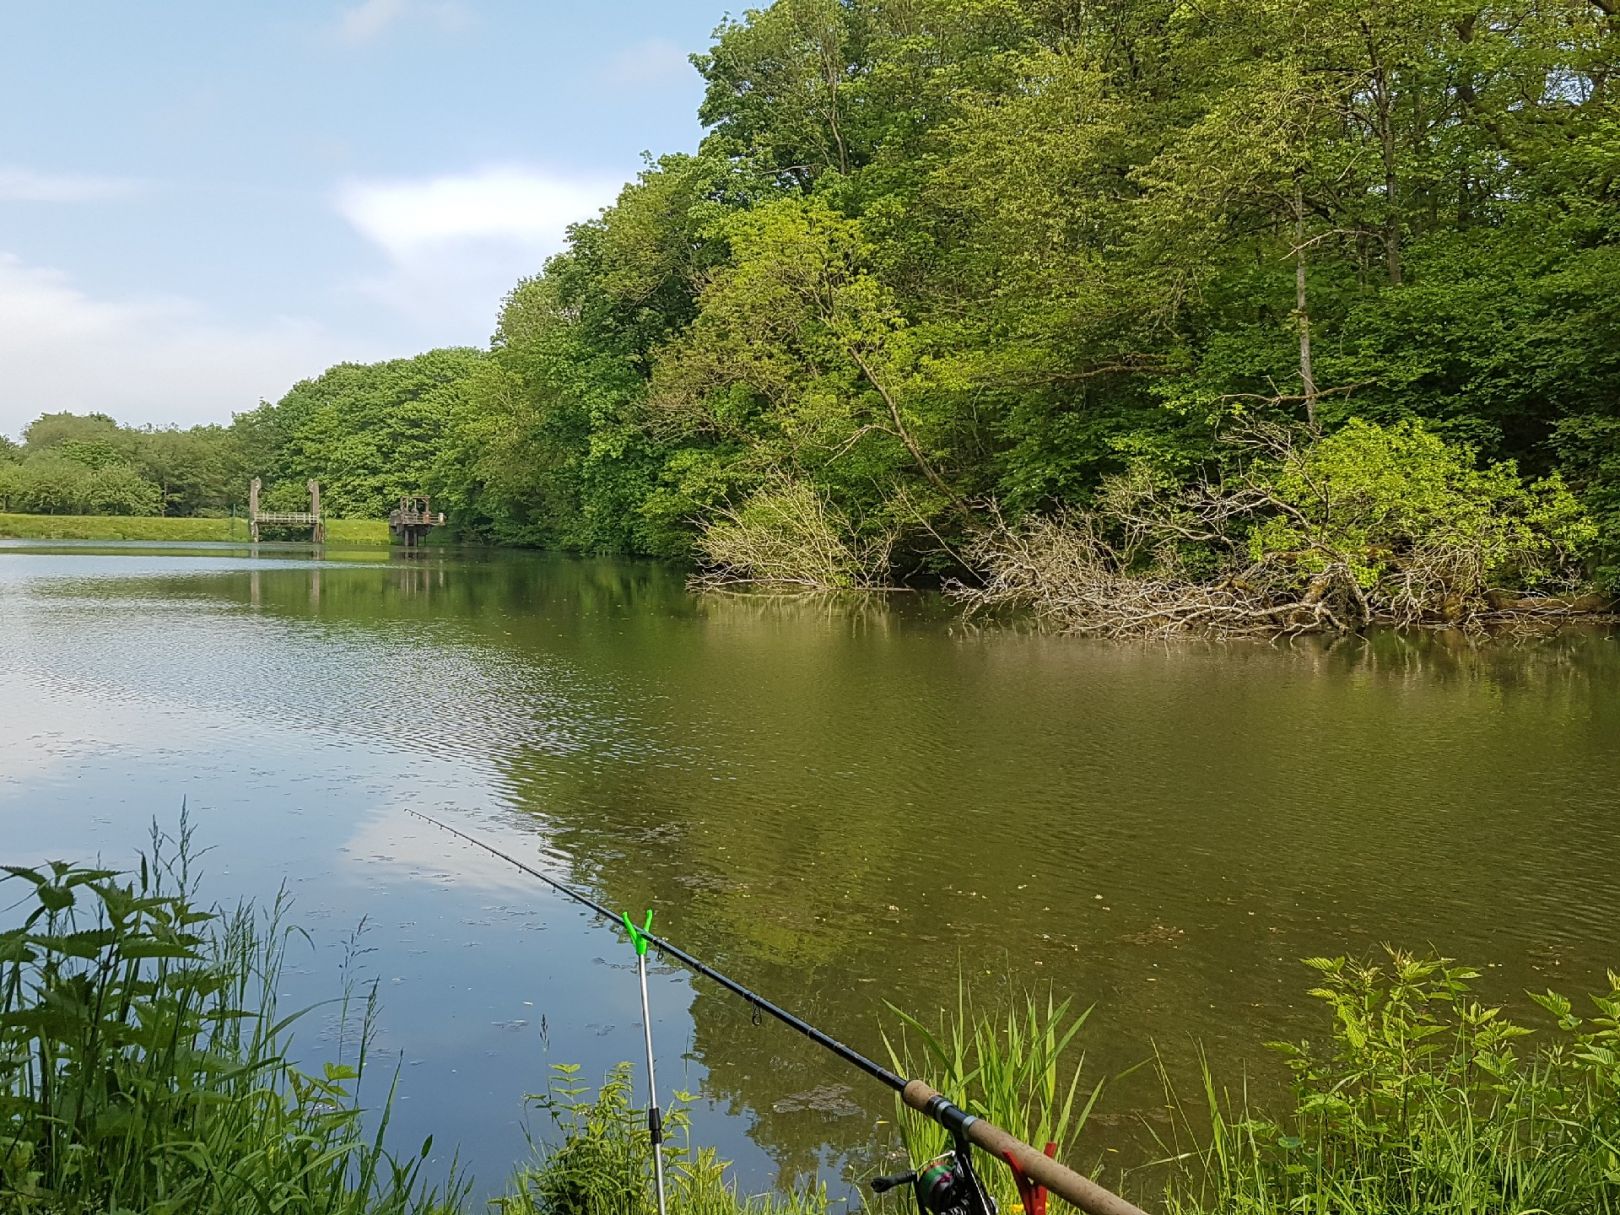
[871, 1132, 996, 1215]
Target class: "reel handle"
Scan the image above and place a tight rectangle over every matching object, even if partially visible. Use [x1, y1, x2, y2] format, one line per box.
[871, 1171, 918, 1195]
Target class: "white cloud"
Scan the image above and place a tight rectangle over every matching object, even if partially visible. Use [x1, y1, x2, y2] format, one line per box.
[600, 39, 695, 89]
[336, 0, 407, 42]
[0, 166, 144, 203]
[334, 165, 619, 333]
[333, 0, 470, 45]
[336, 166, 613, 261]
[0, 253, 372, 438]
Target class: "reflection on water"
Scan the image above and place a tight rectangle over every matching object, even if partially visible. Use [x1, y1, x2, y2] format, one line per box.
[2, 541, 1618, 1198]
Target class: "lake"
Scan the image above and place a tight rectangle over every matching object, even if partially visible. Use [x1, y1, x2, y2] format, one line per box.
[3, 541, 1618, 1202]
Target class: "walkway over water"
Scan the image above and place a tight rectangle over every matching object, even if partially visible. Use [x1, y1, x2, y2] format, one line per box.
[388, 495, 444, 547]
[248, 476, 323, 543]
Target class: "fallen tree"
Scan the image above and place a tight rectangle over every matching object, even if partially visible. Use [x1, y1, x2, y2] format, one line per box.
[954, 420, 1603, 638]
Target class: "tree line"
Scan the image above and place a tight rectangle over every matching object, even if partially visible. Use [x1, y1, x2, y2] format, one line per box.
[0, 412, 250, 518]
[7, 0, 1617, 625]
[0, 349, 483, 520]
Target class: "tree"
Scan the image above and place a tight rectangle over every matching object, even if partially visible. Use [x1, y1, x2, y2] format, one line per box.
[9, 0, 1615, 600]
[2, 412, 247, 517]
[434, 153, 761, 554]
[254, 349, 485, 518]
[650, 194, 967, 574]
[85, 463, 163, 516]
[959, 420, 1596, 636]
[21, 411, 129, 454]
[3, 456, 92, 515]
[132, 426, 246, 516]
[696, 0, 866, 183]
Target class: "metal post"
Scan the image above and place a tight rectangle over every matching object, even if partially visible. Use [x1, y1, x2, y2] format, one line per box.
[620, 910, 667, 1215]
[308, 480, 324, 545]
[637, 950, 667, 1215]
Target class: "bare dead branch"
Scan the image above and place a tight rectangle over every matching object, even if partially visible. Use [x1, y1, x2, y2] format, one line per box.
[950, 422, 1600, 640]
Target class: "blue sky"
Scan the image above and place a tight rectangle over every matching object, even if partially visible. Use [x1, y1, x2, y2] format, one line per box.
[0, 0, 734, 438]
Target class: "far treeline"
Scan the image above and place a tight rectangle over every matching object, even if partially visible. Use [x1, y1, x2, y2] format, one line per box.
[4, 0, 1616, 634]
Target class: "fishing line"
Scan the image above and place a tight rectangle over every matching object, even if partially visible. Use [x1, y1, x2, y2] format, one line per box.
[404, 808, 1152, 1215]
[404, 808, 906, 1090]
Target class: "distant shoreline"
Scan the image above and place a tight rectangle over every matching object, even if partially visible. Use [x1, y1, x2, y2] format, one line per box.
[0, 512, 391, 546]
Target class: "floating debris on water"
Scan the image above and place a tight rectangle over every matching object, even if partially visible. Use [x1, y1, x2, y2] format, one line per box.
[771, 1084, 863, 1118]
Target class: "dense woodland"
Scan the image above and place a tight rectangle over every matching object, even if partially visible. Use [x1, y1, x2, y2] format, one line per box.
[5, 0, 1617, 628]
[0, 412, 251, 518]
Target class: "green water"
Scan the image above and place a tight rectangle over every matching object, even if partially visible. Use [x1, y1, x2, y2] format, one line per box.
[3, 541, 1618, 1198]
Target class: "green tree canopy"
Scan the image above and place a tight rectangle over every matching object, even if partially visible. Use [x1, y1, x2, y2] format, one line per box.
[6, 0, 1615, 600]
[240, 349, 485, 518]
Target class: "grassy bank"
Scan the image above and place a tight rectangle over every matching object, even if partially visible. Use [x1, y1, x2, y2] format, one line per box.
[0, 837, 459, 1214]
[0, 842, 830, 1215]
[0, 512, 392, 545]
[6, 840, 1618, 1214]
[1152, 953, 1620, 1215]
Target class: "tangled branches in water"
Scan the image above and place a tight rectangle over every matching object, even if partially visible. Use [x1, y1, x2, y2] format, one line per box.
[954, 420, 1602, 639]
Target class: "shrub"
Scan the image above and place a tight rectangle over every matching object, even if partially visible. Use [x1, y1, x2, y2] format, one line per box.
[695, 476, 895, 590]
[0, 832, 457, 1215]
[1156, 951, 1620, 1214]
[957, 419, 1601, 637]
[1251, 419, 1595, 613]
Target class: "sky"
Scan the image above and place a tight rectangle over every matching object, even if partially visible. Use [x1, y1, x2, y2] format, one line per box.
[0, 0, 734, 439]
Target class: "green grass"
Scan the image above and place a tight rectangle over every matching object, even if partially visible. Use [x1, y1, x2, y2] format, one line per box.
[322, 518, 393, 545]
[0, 826, 461, 1214]
[9, 832, 1619, 1215]
[493, 1064, 827, 1215]
[0, 512, 392, 545]
[883, 982, 1106, 1211]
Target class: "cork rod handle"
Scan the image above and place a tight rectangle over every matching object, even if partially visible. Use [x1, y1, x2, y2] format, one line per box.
[900, 1080, 1152, 1215]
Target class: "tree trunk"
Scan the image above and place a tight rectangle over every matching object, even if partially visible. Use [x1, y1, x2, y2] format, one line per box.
[846, 346, 962, 507]
[1294, 180, 1318, 428]
[818, 24, 849, 175]
[1382, 120, 1402, 285]
[1364, 22, 1403, 286]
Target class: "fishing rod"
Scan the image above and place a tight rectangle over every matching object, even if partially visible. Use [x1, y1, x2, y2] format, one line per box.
[404, 809, 1150, 1215]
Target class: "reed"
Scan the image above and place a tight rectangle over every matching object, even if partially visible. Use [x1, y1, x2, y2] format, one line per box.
[881, 979, 1106, 1210]
[0, 824, 460, 1214]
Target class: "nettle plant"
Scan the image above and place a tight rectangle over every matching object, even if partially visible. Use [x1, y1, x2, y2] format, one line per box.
[0, 835, 451, 1215]
[1197, 951, 1620, 1212]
